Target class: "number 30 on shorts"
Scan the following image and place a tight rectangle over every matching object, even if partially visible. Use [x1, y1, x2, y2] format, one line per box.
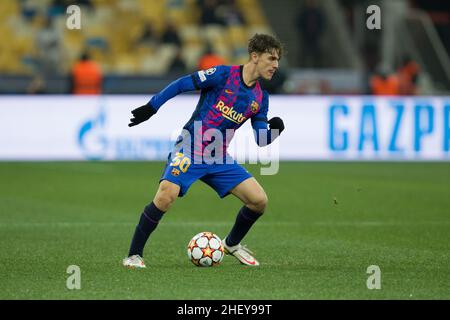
[169, 152, 191, 173]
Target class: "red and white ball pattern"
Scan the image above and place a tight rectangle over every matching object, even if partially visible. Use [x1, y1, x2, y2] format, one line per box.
[187, 232, 224, 267]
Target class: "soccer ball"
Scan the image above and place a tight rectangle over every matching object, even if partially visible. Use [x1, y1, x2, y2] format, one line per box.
[187, 232, 224, 267]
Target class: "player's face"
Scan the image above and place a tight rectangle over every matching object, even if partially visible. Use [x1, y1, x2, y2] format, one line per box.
[257, 51, 280, 80]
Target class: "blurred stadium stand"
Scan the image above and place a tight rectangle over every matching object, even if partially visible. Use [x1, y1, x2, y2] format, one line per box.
[0, 0, 448, 95]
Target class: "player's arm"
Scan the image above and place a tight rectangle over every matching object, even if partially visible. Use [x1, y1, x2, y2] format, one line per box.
[128, 75, 196, 127]
[251, 92, 285, 146]
[128, 66, 227, 127]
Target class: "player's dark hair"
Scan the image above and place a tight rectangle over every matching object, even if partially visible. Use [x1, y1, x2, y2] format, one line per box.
[248, 33, 283, 59]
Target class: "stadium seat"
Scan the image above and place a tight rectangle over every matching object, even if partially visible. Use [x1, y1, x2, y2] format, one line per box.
[0, 0, 272, 75]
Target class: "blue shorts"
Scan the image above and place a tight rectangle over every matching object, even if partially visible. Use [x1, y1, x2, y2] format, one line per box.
[160, 152, 252, 198]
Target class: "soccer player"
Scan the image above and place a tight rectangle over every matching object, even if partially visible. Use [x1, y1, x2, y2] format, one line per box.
[123, 33, 285, 268]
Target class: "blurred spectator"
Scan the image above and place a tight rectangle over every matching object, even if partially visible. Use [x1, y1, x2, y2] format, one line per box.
[198, 43, 226, 70]
[295, 0, 325, 68]
[198, 0, 225, 25]
[35, 17, 62, 75]
[168, 49, 187, 74]
[136, 22, 159, 48]
[370, 67, 400, 95]
[48, 0, 93, 16]
[20, 0, 39, 22]
[161, 22, 182, 48]
[70, 52, 103, 95]
[397, 55, 420, 95]
[48, 0, 68, 17]
[217, 0, 245, 26]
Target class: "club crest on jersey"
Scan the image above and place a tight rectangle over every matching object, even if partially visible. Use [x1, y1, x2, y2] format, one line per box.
[171, 168, 180, 176]
[251, 101, 260, 113]
[215, 100, 247, 124]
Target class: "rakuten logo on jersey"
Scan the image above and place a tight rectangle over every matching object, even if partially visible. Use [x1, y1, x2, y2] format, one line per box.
[215, 100, 247, 124]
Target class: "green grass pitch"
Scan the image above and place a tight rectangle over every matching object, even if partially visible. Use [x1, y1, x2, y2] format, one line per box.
[0, 162, 449, 299]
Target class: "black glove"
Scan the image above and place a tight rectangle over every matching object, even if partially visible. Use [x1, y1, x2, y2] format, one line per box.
[128, 104, 157, 127]
[268, 117, 285, 134]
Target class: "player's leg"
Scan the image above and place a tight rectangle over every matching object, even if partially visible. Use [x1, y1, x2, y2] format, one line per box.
[124, 180, 180, 268]
[153, 179, 181, 212]
[226, 177, 267, 240]
[221, 178, 267, 266]
[124, 151, 204, 268]
[201, 164, 266, 266]
[230, 177, 268, 213]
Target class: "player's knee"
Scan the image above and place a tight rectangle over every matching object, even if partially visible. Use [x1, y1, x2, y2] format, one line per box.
[154, 191, 176, 211]
[154, 183, 178, 211]
[248, 192, 268, 213]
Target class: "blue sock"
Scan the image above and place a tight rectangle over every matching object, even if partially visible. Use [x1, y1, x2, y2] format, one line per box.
[128, 202, 165, 257]
[225, 206, 262, 247]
